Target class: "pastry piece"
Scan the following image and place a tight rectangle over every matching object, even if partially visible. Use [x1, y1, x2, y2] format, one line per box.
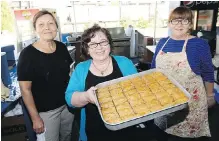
[147, 99, 161, 108]
[174, 97, 188, 105]
[135, 85, 147, 92]
[132, 104, 150, 115]
[124, 89, 138, 96]
[129, 98, 145, 107]
[149, 105, 163, 113]
[132, 80, 145, 86]
[110, 88, 123, 95]
[159, 96, 174, 106]
[151, 72, 163, 77]
[154, 75, 167, 81]
[142, 95, 157, 103]
[130, 77, 142, 82]
[162, 102, 175, 109]
[97, 87, 109, 93]
[171, 91, 186, 100]
[108, 83, 121, 90]
[166, 87, 180, 94]
[101, 107, 117, 114]
[155, 91, 169, 99]
[150, 87, 164, 94]
[113, 97, 127, 106]
[163, 84, 176, 90]
[116, 102, 131, 110]
[117, 107, 134, 117]
[122, 85, 135, 92]
[97, 91, 111, 99]
[102, 112, 121, 124]
[111, 92, 125, 100]
[158, 79, 172, 86]
[126, 93, 141, 101]
[100, 101, 115, 109]
[143, 78, 157, 85]
[120, 114, 136, 121]
[148, 83, 160, 89]
[119, 80, 132, 87]
[139, 90, 153, 97]
[98, 96, 112, 104]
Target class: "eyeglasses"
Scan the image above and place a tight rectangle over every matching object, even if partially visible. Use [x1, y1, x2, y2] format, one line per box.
[170, 19, 190, 25]
[88, 40, 109, 49]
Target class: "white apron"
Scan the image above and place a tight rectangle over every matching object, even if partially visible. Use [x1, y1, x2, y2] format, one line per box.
[155, 37, 211, 137]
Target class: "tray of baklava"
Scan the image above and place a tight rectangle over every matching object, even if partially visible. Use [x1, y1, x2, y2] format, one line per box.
[94, 69, 191, 130]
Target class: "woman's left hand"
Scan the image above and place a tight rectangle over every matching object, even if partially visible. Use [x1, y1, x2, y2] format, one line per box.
[84, 86, 97, 104]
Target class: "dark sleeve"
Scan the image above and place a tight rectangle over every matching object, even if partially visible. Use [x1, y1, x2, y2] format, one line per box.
[199, 39, 214, 82]
[17, 48, 34, 81]
[58, 41, 73, 65]
[151, 38, 165, 69]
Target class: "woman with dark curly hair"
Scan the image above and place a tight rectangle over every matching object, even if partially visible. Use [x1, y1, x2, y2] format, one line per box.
[65, 24, 159, 141]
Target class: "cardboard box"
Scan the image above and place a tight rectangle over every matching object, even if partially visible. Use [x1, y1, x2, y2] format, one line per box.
[1, 115, 28, 141]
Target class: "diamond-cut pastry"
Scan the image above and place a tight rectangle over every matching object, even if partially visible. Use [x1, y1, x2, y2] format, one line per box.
[113, 97, 127, 106]
[155, 91, 169, 99]
[117, 107, 134, 117]
[116, 102, 131, 110]
[97, 87, 109, 93]
[108, 83, 121, 90]
[159, 96, 174, 106]
[100, 101, 114, 109]
[123, 85, 135, 92]
[124, 89, 138, 96]
[132, 104, 150, 115]
[111, 92, 125, 100]
[98, 96, 112, 104]
[97, 91, 111, 99]
[150, 105, 163, 112]
[120, 114, 136, 121]
[110, 88, 123, 95]
[142, 95, 157, 103]
[129, 99, 145, 107]
[174, 96, 188, 105]
[101, 107, 117, 114]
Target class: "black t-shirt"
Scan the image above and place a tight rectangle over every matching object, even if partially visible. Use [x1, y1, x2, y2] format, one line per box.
[85, 57, 125, 140]
[17, 40, 73, 112]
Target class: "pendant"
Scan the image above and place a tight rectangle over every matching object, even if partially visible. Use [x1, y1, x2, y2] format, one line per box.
[101, 71, 104, 75]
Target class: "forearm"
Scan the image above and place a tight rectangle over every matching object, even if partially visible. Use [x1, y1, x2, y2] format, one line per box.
[204, 81, 214, 96]
[71, 91, 89, 107]
[21, 90, 40, 121]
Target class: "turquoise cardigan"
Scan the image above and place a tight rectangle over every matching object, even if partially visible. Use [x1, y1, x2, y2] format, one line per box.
[65, 55, 137, 141]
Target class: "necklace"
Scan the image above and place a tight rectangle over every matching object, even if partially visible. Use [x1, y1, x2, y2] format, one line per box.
[92, 57, 111, 75]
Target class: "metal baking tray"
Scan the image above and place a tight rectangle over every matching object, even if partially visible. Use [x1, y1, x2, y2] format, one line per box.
[94, 69, 191, 131]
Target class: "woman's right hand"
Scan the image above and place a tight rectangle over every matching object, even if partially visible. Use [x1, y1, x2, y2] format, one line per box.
[32, 116, 45, 134]
[84, 86, 97, 104]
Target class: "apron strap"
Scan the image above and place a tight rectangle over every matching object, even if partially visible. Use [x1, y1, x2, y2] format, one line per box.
[182, 35, 189, 52]
[160, 37, 171, 51]
[160, 35, 189, 53]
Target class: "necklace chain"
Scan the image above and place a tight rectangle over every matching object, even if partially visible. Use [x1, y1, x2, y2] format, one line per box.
[92, 57, 111, 75]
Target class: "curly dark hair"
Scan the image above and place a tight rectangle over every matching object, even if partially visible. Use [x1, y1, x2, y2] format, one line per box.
[81, 24, 114, 57]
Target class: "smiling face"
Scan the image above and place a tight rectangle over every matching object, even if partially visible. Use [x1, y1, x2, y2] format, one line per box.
[87, 31, 111, 61]
[35, 14, 57, 41]
[168, 7, 193, 39]
[168, 18, 191, 38]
